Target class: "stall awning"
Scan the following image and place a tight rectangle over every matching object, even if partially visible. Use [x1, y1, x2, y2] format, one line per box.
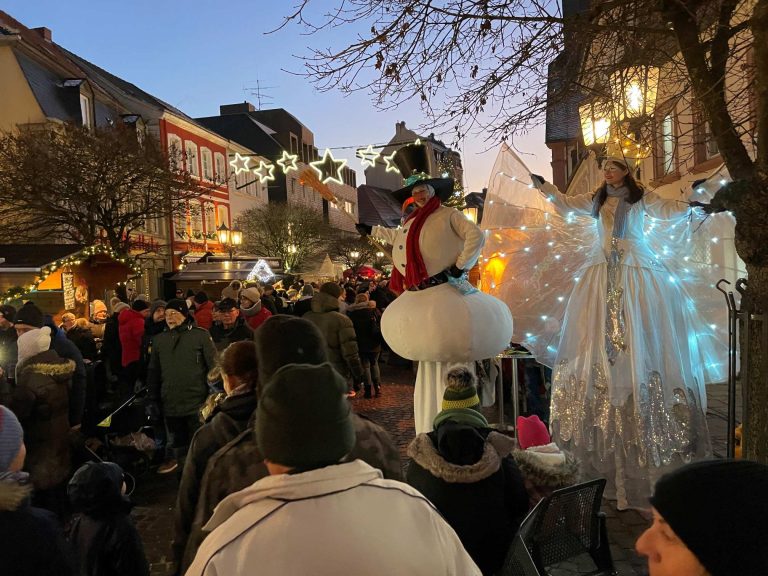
[169, 259, 283, 282]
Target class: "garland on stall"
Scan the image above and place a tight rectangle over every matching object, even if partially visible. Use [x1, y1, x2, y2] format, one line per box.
[1, 244, 142, 304]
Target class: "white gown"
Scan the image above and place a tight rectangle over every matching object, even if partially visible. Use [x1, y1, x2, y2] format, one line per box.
[480, 144, 735, 510]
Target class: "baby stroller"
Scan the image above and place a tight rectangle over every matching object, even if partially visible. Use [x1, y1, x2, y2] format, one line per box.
[81, 386, 156, 481]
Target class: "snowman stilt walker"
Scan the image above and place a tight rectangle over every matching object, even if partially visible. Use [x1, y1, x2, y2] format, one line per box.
[362, 143, 513, 433]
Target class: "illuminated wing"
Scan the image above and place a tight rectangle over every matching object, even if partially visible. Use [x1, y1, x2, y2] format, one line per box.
[481, 144, 600, 367]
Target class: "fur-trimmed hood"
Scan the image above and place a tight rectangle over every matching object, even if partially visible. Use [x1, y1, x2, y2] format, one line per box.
[0, 473, 32, 512]
[310, 291, 340, 313]
[511, 446, 581, 488]
[407, 431, 515, 483]
[345, 301, 372, 313]
[16, 349, 76, 382]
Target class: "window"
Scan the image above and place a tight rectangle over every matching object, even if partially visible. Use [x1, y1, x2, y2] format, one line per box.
[201, 148, 213, 181]
[661, 114, 675, 174]
[204, 203, 216, 237]
[217, 205, 229, 230]
[290, 134, 299, 155]
[79, 94, 92, 128]
[173, 211, 188, 240]
[190, 200, 204, 241]
[214, 152, 226, 184]
[290, 178, 296, 195]
[704, 122, 719, 159]
[344, 200, 354, 215]
[185, 141, 199, 177]
[168, 134, 183, 170]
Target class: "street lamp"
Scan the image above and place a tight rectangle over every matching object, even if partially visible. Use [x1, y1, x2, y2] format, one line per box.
[579, 99, 612, 153]
[376, 251, 384, 258]
[609, 65, 659, 161]
[217, 223, 242, 260]
[350, 250, 360, 259]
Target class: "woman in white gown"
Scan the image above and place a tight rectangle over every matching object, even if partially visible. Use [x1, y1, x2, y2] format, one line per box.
[531, 156, 711, 510]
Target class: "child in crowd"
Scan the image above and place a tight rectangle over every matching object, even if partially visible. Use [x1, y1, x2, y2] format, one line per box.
[67, 461, 149, 576]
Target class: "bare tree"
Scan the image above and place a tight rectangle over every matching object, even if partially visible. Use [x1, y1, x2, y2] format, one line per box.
[0, 123, 204, 255]
[279, 0, 768, 461]
[327, 231, 379, 271]
[236, 202, 333, 273]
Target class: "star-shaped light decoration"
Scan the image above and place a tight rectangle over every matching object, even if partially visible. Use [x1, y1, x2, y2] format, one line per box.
[310, 148, 347, 184]
[229, 153, 251, 175]
[246, 259, 275, 282]
[277, 150, 299, 174]
[356, 145, 380, 168]
[253, 160, 276, 183]
[383, 150, 400, 173]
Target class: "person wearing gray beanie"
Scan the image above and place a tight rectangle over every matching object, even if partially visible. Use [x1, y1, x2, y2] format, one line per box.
[0, 405, 24, 472]
[637, 459, 768, 576]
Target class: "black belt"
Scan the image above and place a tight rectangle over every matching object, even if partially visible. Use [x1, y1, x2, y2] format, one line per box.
[407, 271, 450, 291]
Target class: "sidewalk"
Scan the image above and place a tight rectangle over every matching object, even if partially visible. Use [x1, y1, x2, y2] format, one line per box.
[133, 362, 738, 576]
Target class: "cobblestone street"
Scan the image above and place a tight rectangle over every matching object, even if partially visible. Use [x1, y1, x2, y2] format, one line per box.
[133, 360, 737, 576]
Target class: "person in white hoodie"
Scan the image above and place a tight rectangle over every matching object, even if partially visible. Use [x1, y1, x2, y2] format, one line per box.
[186, 362, 480, 576]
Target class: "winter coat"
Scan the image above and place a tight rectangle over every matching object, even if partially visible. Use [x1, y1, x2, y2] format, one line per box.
[406, 427, 530, 576]
[303, 291, 364, 380]
[511, 445, 581, 509]
[260, 294, 278, 315]
[146, 320, 217, 417]
[346, 302, 382, 355]
[185, 412, 402, 568]
[67, 326, 98, 362]
[0, 326, 18, 383]
[67, 466, 149, 576]
[118, 308, 145, 367]
[0, 472, 75, 576]
[174, 391, 258, 572]
[240, 300, 272, 331]
[185, 460, 481, 576]
[292, 296, 313, 317]
[209, 318, 254, 352]
[100, 313, 122, 372]
[9, 349, 75, 490]
[193, 301, 214, 331]
[45, 320, 87, 427]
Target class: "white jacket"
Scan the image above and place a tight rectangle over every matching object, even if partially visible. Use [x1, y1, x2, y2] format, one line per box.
[373, 205, 484, 277]
[186, 460, 481, 576]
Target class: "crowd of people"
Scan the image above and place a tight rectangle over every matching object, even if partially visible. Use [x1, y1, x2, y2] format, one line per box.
[1, 272, 767, 575]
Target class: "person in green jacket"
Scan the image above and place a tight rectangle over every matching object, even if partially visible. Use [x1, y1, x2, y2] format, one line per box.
[147, 299, 216, 475]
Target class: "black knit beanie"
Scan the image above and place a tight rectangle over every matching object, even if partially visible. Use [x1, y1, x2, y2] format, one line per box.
[165, 298, 189, 317]
[194, 291, 209, 304]
[650, 459, 768, 576]
[14, 301, 44, 328]
[131, 299, 149, 312]
[257, 362, 354, 469]
[255, 315, 327, 388]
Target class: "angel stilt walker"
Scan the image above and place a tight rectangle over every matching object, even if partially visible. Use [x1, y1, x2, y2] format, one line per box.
[483, 144, 732, 510]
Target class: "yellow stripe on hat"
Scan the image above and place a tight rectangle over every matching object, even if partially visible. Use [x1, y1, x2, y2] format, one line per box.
[442, 395, 480, 410]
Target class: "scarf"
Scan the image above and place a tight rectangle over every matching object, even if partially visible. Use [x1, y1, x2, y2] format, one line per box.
[389, 195, 441, 293]
[591, 184, 631, 239]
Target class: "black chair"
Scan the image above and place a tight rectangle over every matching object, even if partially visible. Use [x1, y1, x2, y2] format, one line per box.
[500, 478, 616, 576]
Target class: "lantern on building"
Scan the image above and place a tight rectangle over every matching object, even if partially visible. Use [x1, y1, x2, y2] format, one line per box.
[579, 100, 612, 151]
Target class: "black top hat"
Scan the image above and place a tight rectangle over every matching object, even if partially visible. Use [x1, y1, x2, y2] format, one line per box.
[390, 143, 455, 205]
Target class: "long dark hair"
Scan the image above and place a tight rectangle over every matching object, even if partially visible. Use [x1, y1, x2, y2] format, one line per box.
[592, 160, 645, 210]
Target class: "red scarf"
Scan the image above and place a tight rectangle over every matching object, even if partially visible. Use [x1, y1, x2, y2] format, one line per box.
[389, 195, 440, 293]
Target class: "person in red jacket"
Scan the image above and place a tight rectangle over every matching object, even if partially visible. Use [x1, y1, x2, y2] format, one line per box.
[119, 299, 149, 395]
[239, 287, 272, 331]
[192, 292, 213, 331]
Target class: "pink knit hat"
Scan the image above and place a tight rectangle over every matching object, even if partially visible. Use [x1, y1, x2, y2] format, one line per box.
[516, 414, 551, 450]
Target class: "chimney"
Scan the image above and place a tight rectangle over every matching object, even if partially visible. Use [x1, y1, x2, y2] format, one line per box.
[32, 27, 52, 42]
[396, 121, 406, 134]
[220, 102, 256, 115]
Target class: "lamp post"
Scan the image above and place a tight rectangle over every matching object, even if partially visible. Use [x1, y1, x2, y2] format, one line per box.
[217, 223, 243, 260]
[580, 65, 659, 164]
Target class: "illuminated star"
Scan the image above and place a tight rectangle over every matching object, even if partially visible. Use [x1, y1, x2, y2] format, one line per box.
[229, 153, 251, 175]
[253, 160, 276, 183]
[310, 148, 347, 184]
[383, 150, 400, 173]
[277, 150, 299, 174]
[356, 145, 380, 168]
[411, 138, 422, 146]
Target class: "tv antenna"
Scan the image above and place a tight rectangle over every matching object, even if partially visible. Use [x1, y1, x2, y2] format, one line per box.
[242, 78, 277, 110]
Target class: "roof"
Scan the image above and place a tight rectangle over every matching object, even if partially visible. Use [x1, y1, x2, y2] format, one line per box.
[357, 185, 402, 228]
[195, 114, 283, 160]
[545, 53, 585, 143]
[0, 244, 84, 269]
